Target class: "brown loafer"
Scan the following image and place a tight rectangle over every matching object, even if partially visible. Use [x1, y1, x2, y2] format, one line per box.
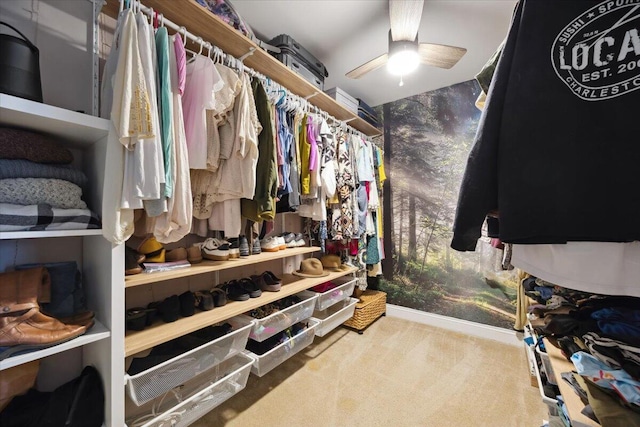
[166, 247, 188, 262]
[187, 245, 202, 264]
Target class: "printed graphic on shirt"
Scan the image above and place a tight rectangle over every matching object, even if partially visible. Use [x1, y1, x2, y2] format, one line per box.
[551, 0, 640, 101]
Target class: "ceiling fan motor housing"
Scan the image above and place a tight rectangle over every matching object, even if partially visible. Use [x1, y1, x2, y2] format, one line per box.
[388, 30, 419, 55]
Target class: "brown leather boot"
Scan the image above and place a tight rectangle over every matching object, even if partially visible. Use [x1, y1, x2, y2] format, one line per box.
[0, 268, 90, 361]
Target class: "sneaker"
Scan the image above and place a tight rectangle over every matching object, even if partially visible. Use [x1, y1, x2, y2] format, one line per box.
[260, 236, 280, 252]
[227, 238, 240, 259]
[294, 233, 305, 247]
[223, 280, 249, 301]
[238, 235, 250, 257]
[201, 238, 230, 261]
[251, 237, 261, 255]
[281, 232, 296, 248]
[238, 277, 262, 298]
[275, 236, 286, 250]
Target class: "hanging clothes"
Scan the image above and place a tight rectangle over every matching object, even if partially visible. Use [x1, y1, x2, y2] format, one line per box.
[241, 79, 276, 222]
[299, 115, 311, 195]
[154, 27, 174, 200]
[191, 69, 260, 221]
[206, 63, 242, 172]
[152, 34, 192, 244]
[331, 129, 357, 240]
[100, 9, 152, 245]
[451, 0, 640, 251]
[182, 54, 223, 170]
[135, 11, 166, 217]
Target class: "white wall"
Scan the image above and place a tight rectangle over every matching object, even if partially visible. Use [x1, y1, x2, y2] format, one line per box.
[0, 0, 94, 114]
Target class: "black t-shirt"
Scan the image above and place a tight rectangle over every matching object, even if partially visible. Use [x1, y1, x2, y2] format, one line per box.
[451, 0, 640, 251]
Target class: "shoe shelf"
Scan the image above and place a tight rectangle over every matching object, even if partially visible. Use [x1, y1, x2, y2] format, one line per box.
[125, 246, 320, 288]
[124, 267, 357, 357]
[542, 337, 599, 427]
[100, 0, 381, 137]
[0, 319, 110, 371]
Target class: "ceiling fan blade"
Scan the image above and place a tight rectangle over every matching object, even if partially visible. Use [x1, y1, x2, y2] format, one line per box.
[346, 53, 389, 79]
[389, 0, 424, 41]
[418, 43, 467, 69]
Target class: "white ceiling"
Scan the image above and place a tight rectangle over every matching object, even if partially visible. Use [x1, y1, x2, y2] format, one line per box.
[232, 0, 516, 107]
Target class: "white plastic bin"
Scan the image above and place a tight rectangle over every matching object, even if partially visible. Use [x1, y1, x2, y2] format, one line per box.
[526, 340, 559, 416]
[311, 276, 356, 311]
[238, 291, 318, 342]
[245, 318, 319, 377]
[536, 345, 557, 385]
[125, 353, 254, 427]
[125, 317, 253, 405]
[311, 297, 358, 337]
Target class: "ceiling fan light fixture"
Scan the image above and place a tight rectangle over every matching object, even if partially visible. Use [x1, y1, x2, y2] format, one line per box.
[387, 49, 420, 75]
[386, 35, 420, 76]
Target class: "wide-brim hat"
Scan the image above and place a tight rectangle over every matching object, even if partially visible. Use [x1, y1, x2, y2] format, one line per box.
[320, 254, 350, 271]
[292, 258, 329, 278]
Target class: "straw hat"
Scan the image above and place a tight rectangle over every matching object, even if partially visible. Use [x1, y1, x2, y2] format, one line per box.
[320, 254, 350, 271]
[292, 258, 329, 278]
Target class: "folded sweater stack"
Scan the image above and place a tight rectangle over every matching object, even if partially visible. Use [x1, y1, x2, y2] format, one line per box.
[0, 127, 100, 232]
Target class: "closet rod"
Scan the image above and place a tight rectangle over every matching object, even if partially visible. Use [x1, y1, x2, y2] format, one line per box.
[118, 0, 373, 141]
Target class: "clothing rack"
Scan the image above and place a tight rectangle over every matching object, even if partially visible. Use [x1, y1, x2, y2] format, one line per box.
[118, 0, 373, 141]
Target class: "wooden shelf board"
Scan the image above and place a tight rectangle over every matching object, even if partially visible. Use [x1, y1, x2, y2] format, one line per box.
[543, 338, 599, 427]
[0, 229, 103, 240]
[124, 267, 357, 356]
[100, 0, 381, 137]
[125, 246, 320, 287]
[0, 320, 110, 370]
[0, 94, 110, 145]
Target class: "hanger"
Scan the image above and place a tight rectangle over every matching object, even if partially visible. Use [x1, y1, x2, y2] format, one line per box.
[180, 26, 187, 48]
[186, 37, 204, 63]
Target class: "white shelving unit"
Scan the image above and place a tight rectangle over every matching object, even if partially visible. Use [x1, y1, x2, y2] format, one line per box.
[0, 93, 125, 427]
[1, 0, 367, 423]
[0, 321, 110, 370]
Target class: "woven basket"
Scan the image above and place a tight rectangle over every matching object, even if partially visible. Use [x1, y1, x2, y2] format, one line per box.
[343, 290, 386, 331]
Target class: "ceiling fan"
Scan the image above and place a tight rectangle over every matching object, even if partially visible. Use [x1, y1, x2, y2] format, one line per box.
[346, 0, 467, 81]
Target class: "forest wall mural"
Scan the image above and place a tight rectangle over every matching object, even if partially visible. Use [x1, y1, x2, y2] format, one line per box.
[375, 80, 518, 329]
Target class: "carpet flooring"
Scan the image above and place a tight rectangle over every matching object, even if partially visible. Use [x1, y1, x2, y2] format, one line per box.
[192, 316, 548, 427]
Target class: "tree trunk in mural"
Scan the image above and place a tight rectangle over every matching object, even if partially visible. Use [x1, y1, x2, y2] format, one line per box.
[397, 190, 404, 273]
[408, 195, 416, 261]
[382, 102, 393, 280]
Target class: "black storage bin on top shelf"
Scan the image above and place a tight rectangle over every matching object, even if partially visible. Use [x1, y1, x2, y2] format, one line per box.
[268, 34, 328, 90]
